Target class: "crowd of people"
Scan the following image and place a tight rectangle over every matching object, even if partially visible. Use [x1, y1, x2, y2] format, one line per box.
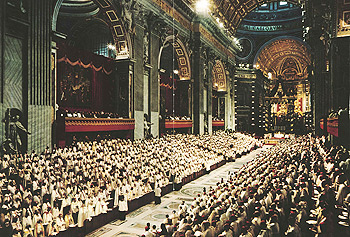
[212, 117, 224, 121]
[0, 131, 259, 236]
[165, 116, 192, 121]
[60, 109, 122, 119]
[163, 116, 224, 121]
[141, 135, 350, 236]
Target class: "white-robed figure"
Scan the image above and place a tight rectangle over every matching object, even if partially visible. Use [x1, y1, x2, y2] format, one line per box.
[154, 184, 161, 204]
[71, 197, 80, 224]
[43, 211, 53, 227]
[52, 202, 61, 221]
[114, 185, 120, 207]
[56, 213, 66, 231]
[94, 197, 103, 216]
[97, 191, 108, 213]
[118, 193, 128, 220]
[51, 187, 59, 208]
[86, 199, 95, 220]
[77, 202, 87, 228]
[22, 211, 33, 230]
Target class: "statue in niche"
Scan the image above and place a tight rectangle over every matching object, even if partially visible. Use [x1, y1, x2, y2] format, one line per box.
[144, 113, 153, 139]
[143, 30, 149, 63]
[1, 108, 30, 154]
[203, 62, 208, 83]
[185, 39, 193, 58]
[202, 48, 208, 79]
[121, 0, 137, 34]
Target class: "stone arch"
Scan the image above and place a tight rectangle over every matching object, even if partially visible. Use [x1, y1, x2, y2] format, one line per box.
[213, 0, 304, 33]
[158, 35, 191, 81]
[52, 0, 132, 58]
[253, 36, 311, 80]
[212, 60, 227, 92]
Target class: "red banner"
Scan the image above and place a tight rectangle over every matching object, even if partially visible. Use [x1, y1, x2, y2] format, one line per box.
[320, 118, 324, 130]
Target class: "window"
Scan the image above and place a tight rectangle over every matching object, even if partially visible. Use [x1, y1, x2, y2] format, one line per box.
[280, 1, 288, 6]
[259, 3, 269, 10]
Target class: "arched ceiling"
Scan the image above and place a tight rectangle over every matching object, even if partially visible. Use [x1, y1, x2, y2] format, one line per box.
[55, 0, 131, 58]
[59, 0, 99, 17]
[212, 0, 304, 33]
[254, 37, 311, 80]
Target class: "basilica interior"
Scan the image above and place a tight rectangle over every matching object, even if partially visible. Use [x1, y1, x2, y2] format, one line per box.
[0, 0, 350, 236]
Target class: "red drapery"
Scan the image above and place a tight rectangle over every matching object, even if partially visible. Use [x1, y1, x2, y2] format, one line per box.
[57, 43, 115, 74]
[57, 43, 115, 112]
[160, 75, 177, 115]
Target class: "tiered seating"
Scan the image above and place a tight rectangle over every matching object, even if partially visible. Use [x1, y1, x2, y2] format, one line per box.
[144, 136, 350, 236]
[0, 132, 259, 236]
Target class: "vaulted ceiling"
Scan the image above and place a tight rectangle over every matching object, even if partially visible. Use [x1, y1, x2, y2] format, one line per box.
[59, 0, 99, 18]
[254, 37, 311, 80]
[212, 0, 304, 33]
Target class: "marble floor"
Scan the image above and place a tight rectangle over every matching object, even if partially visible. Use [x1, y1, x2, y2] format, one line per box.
[87, 147, 266, 237]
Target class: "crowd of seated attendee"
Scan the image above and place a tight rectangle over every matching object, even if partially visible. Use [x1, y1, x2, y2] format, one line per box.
[165, 116, 191, 121]
[164, 116, 224, 121]
[59, 109, 122, 119]
[141, 135, 350, 237]
[212, 117, 224, 121]
[0, 132, 259, 236]
[196, 132, 259, 161]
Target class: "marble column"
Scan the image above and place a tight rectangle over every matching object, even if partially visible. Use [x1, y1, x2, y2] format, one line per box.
[192, 21, 204, 135]
[133, 23, 145, 140]
[29, 0, 53, 152]
[0, 0, 53, 153]
[207, 57, 213, 135]
[225, 71, 235, 131]
[225, 85, 232, 130]
[149, 27, 160, 138]
[312, 39, 326, 136]
[232, 77, 236, 131]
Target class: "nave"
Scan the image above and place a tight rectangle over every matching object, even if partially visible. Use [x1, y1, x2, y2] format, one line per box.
[88, 148, 265, 237]
[1, 1, 350, 236]
[88, 136, 350, 237]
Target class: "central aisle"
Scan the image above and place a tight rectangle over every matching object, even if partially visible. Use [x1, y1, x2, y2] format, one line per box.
[87, 147, 267, 237]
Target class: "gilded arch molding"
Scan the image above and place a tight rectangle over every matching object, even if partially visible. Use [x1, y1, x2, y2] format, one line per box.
[212, 60, 227, 92]
[159, 36, 191, 81]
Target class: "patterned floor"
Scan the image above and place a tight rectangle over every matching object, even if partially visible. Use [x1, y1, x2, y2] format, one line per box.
[88, 147, 265, 237]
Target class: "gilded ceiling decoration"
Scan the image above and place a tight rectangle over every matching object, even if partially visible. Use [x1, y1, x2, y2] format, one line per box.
[254, 38, 311, 81]
[160, 35, 192, 81]
[172, 39, 191, 81]
[212, 60, 227, 92]
[211, 0, 303, 33]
